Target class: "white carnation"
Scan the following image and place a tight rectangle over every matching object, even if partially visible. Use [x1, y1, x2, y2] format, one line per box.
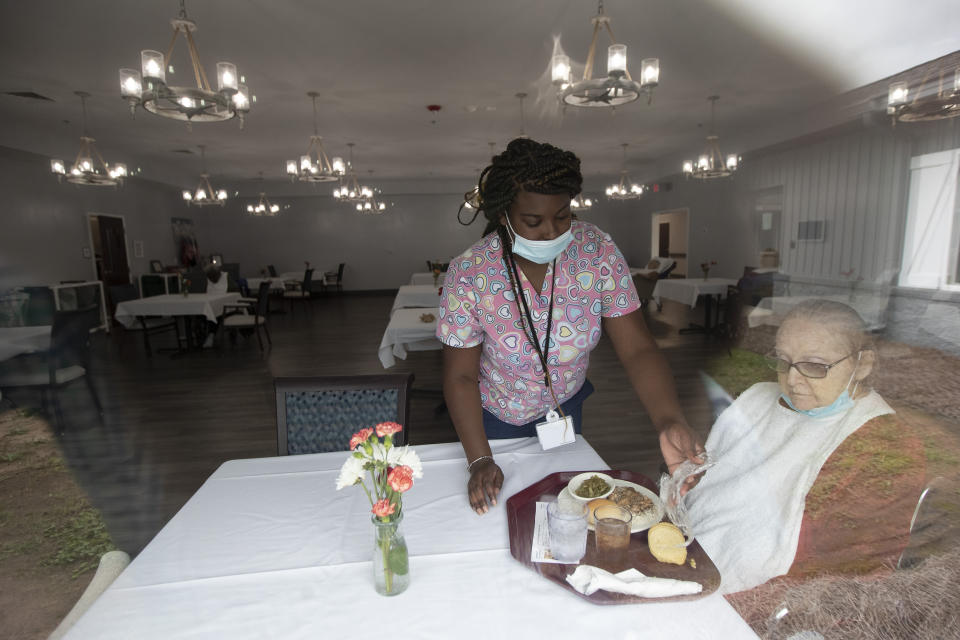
[387, 446, 423, 478]
[335, 455, 366, 490]
[370, 442, 388, 463]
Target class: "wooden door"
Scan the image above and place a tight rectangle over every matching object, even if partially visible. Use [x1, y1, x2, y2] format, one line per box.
[658, 222, 670, 258]
[97, 215, 130, 288]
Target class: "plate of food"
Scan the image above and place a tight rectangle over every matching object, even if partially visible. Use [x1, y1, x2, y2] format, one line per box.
[558, 479, 663, 533]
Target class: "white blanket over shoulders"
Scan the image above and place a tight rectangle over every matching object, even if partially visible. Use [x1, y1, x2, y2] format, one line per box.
[685, 382, 893, 594]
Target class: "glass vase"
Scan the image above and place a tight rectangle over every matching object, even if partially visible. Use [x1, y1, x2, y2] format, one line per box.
[372, 514, 410, 596]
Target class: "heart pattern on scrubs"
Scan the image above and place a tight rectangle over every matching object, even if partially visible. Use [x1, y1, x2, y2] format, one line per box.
[435, 221, 639, 424]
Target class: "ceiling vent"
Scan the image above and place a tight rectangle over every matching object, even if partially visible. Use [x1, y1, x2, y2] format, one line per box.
[4, 91, 54, 101]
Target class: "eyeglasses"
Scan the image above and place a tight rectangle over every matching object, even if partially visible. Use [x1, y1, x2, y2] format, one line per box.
[765, 352, 859, 379]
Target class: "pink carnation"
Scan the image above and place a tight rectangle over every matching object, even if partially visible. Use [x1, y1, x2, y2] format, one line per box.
[387, 466, 414, 493]
[349, 428, 374, 450]
[375, 422, 403, 438]
[371, 499, 396, 518]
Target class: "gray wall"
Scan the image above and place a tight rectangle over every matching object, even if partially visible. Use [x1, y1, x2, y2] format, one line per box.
[0, 145, 186, 291]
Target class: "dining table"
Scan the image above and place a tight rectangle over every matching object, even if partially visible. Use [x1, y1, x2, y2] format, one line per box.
[0, 325, 52, 363]
[245, 276, 287, 292]
[409, 272, 438, 286]
[653, 278, 738, 335]
[62, 436, 758, 639]
[114, 292, 242, 350]
[391, 284, 443, 312]
[378, 307, 440, 368]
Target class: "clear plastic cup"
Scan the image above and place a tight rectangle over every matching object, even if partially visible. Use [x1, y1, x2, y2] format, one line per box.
[547, 500, 588, 563]
[594, 504, 632, 572]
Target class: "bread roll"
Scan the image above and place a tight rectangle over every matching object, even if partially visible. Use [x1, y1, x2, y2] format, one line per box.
[586, 498, 618, 526]
[647, 522, 687, 565]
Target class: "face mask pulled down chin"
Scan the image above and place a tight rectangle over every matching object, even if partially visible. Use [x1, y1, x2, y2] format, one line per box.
[780, 352, 862, 418]
[503, 216, 572, 264]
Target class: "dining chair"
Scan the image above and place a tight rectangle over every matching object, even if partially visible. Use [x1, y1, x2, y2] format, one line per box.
[716, 285, 745, 354]
[108, 284, 181, 356]
[323, 263, 345, 294]
[0, 306, 103, 427]
[222, 263, 241, 293]
[635, 258, 677, 311]
[282, 268, 314, 315]
[221, 282, 272, 351]
[267, 264, 278, 277]
[274, 373, 414, 455]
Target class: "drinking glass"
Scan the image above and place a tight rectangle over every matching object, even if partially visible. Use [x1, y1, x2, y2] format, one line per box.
[547, 500, 588, 563]
[594, 504, 632, 572]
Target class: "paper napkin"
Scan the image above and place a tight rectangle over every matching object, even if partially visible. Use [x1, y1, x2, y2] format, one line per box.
[565, 565, 703, 597]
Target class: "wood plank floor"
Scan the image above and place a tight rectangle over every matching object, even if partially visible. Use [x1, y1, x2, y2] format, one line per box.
[4, 293, 727, 555]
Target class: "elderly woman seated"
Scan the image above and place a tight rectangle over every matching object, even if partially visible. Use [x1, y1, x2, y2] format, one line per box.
[686, 299, 925, 596]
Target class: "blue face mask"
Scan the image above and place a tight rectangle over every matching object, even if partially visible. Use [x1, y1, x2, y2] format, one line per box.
[504, 216, 572, 264]
[780, 353, 861, 418]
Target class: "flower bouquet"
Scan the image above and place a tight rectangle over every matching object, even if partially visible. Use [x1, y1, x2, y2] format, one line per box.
[336, 422, 422, 596]
[700, 260, 717, 280]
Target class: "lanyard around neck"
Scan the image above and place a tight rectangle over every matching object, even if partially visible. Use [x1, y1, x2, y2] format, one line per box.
[505, 253, 556, 389]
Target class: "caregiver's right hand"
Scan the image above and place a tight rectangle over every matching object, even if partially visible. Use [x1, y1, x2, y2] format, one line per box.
[468, 459, 504, 515]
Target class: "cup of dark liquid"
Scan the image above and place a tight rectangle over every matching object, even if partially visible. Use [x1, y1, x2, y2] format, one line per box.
[593, 504, 632, 572]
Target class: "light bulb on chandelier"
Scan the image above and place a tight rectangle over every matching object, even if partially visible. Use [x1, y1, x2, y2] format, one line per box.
[119, 0, 253, 128]
[550, 0, 659, 109]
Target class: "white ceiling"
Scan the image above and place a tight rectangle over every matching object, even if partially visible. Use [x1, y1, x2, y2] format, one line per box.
[0, 0, 957, 191]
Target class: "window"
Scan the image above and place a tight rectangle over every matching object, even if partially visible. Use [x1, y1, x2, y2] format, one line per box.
[899, 149, 960, 289]
[797, 220, 826, 242]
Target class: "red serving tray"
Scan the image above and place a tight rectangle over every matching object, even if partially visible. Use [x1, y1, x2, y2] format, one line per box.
[506, 470, 721, 605]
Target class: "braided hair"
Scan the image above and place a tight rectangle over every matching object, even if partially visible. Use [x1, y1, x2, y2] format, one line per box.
[459, 138, 583, 238]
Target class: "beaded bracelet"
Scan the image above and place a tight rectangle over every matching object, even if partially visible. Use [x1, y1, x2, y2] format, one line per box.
[467, 455, 494, 472]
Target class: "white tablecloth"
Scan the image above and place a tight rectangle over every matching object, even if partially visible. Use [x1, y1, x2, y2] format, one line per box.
[114, 293, 242, 328]
[409, 272, 437, 285]
[653, 278, 738, 308]
[245, 277, 286, 292]
[391, 284, 443, 312]
[0, 326, 51, 362]
[64, 437, 757, 640]
[378, 307, 440, 368]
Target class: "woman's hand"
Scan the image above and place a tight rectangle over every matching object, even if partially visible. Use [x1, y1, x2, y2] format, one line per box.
[468, 458, 504, 515]
[658, 422, 706, 495]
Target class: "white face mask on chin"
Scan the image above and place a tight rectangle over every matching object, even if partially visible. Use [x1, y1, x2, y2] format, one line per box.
[504, 216, 573, 264]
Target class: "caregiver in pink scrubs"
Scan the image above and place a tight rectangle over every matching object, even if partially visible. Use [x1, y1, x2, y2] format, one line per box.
[437, 138, 704, 515]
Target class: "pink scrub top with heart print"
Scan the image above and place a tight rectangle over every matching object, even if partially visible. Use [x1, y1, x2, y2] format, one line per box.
[436, 220, 640, 425]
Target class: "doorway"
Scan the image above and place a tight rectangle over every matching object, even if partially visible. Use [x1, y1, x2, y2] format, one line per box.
[651, 208, 689, 277]
[87, 213, 131, 297]
[752, 187, 783, 267]
[658, 223, 670, 258]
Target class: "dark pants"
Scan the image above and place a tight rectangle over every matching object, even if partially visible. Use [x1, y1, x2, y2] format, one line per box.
[481, 379, 595, 439]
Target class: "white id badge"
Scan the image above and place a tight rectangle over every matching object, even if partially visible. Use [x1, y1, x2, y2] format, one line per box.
[535, 409, 575, 450]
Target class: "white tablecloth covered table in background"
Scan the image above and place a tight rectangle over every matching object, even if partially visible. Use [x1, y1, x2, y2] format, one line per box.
[653, 278, 738, 308]
[114, 293, 241, 328]
[245, 276, 287, 292]
[391, 284, 443, 312]
[64, 437, 757, 640]
[409, 272, 440, 285]
[0, 326, 51, 362]
[378, 307, 440, 368]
